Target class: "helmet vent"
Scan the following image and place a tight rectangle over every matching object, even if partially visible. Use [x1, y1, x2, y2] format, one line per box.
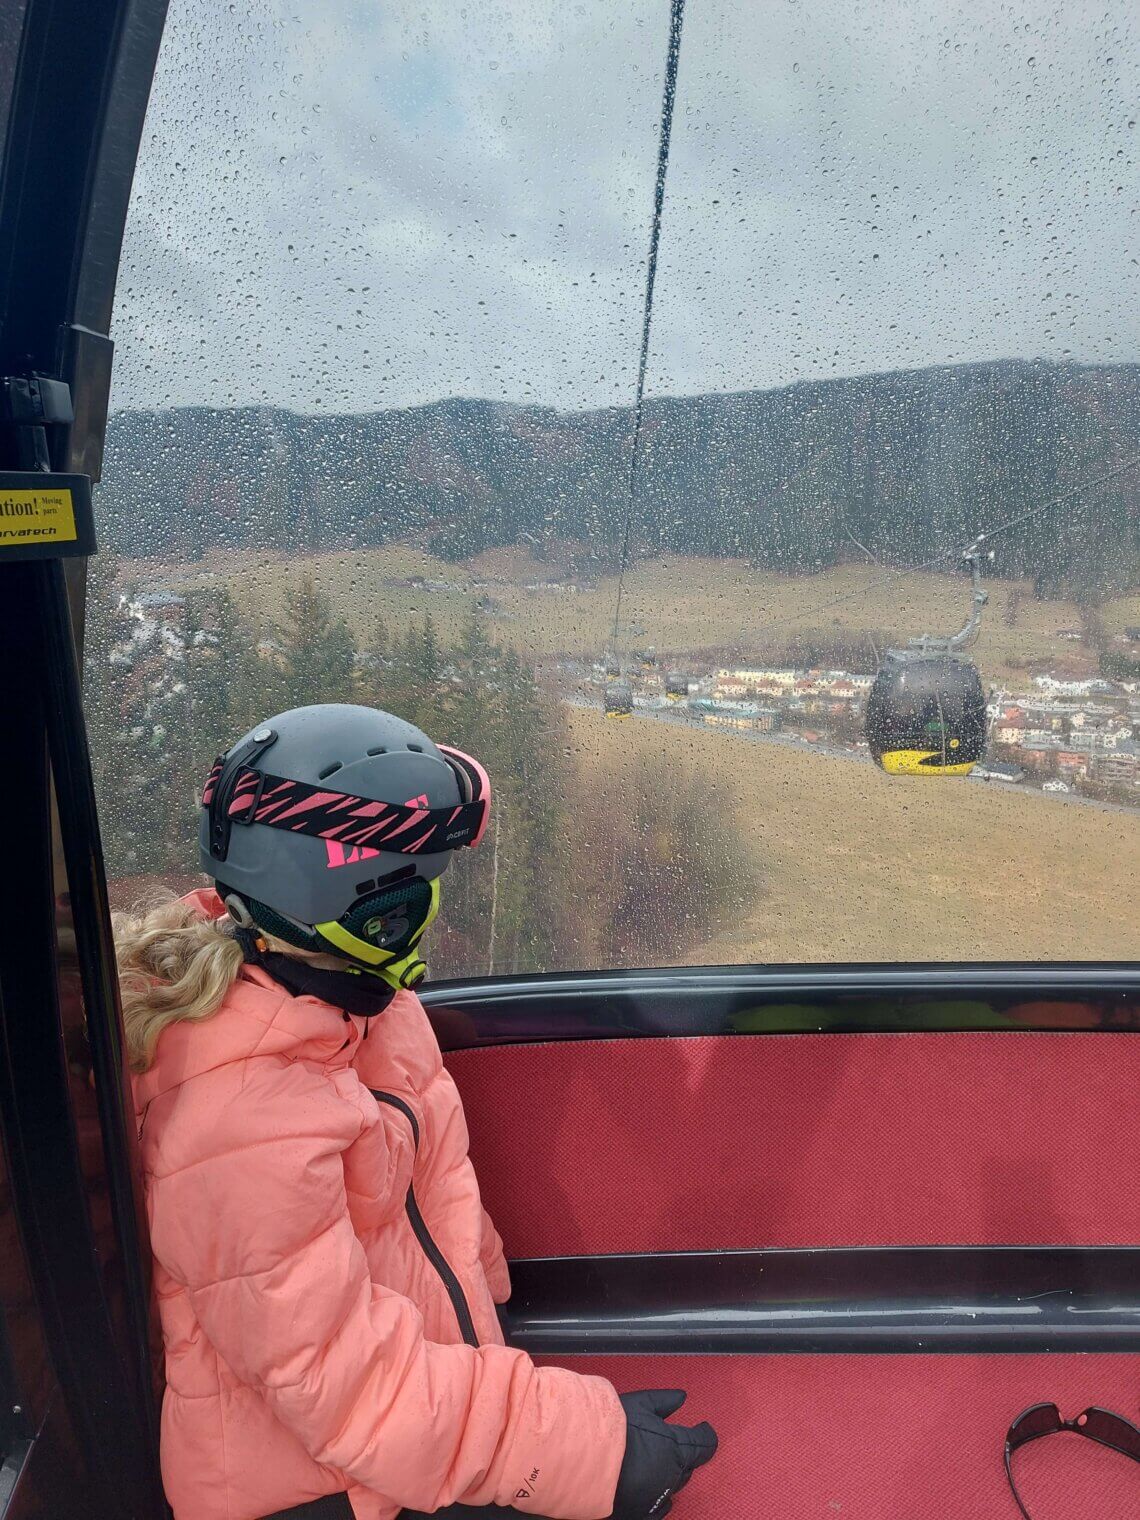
[407, 743, 423, 752]
[318, 761, 343, 779]
[366, 745, 387, 756]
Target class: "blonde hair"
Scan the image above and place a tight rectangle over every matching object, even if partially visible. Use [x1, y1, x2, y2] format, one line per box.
[113, 893, 244, 1072]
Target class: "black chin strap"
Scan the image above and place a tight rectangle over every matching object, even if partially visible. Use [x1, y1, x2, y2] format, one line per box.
[235, 928, 397, 1018]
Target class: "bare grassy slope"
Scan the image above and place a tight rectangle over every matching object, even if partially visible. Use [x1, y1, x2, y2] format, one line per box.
[149, 545, 1125, 683]
[565, 707, 1140, 964]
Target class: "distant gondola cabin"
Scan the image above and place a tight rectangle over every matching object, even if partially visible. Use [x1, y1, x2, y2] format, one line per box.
[865, 656, 987, 775]
[604, 680, 634, 719]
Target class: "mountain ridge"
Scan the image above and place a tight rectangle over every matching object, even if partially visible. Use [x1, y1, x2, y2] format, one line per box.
[101, 357, 1140, 596]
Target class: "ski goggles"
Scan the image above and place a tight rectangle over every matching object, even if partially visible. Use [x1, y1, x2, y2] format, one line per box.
[1004, 1403, 1140, 1519]
[315, 872, 442, 989]
[235, 873, 443, 991]
[204, 732, 491, 865]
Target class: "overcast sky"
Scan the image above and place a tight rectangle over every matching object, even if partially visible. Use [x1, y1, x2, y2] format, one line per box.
[110, 0, 1139, 415]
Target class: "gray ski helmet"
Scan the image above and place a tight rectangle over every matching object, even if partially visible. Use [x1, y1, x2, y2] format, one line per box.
[199, 704, 491, 984]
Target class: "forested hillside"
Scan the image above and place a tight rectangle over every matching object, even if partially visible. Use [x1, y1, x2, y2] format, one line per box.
[101, 358, 1140, 600]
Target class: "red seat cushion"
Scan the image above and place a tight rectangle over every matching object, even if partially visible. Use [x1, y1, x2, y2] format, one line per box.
[542, 1354, 1140, 1520]
[446, 1032, 1140, 1252]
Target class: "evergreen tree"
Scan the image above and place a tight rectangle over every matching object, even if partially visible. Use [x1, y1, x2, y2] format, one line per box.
[83, 552, 141, 876]
[278, 575, 357, 705]
[368, 616, 389, 669]
[181, 589, 278, 777]
[83, 561, 196, 878]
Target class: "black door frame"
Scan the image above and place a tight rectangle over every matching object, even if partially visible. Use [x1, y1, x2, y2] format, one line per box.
[0, 1, 169, 1514]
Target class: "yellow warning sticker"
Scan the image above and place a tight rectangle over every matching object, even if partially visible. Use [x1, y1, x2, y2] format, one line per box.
[0, 487, 77, 548]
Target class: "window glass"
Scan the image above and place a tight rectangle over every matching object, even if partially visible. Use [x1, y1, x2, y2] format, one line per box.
[0, 1, 28, 160]
[88, 0, 1140, 971]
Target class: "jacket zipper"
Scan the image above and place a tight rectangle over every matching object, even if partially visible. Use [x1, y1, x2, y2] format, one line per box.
[370, 1089, 480, 1348]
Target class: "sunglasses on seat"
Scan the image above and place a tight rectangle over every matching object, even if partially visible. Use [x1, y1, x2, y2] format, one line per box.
[1005, 1402, 1140, 1519]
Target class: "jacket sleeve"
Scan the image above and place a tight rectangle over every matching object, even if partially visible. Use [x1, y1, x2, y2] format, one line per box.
[479, 1206, 512, 1305]
[146, 1060, 625, 1519]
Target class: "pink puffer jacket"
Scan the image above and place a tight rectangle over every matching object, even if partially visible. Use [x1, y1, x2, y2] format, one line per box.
[133, 891, 626, 1520]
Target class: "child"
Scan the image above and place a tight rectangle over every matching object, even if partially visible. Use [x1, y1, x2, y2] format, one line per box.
[119, 704, 717, 1520]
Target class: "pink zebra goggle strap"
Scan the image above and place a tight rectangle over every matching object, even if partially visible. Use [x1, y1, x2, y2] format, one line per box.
[203, 755, 489, 860]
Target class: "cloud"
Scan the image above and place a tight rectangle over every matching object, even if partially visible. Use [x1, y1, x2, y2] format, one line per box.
[110, 0, 1139, 414]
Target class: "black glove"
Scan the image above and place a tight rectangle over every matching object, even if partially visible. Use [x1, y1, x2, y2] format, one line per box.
[609, 1389, 718, 1520]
